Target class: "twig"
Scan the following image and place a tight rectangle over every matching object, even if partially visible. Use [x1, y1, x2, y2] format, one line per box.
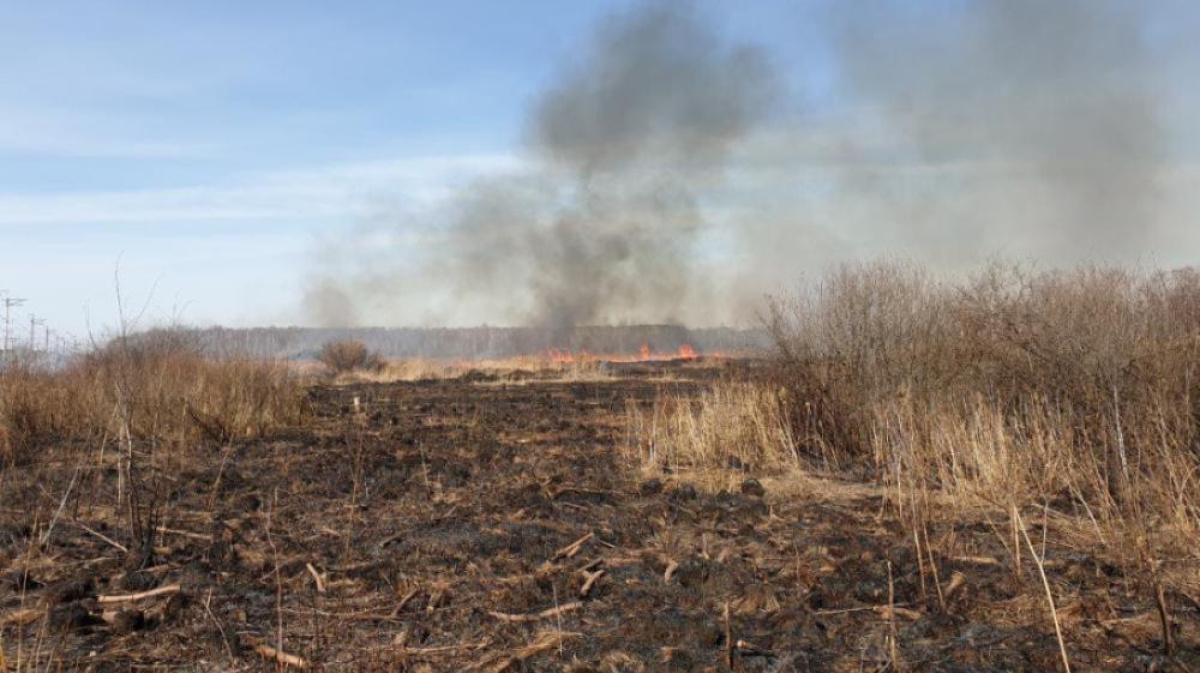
[813, 603, 913, 617]
[156, 526, 213, 542]
[40, 457, 83, 547]
[1011, 503, 1023, 580]
[97, 584, 181, 604]
[876, 605, 922, 621]
[580, 569, 604, 598]
[305, 563, 326, 594]
[663, 559, 680, 584]
[735, 639, 772, 656]
[254, 643, 308, 669]
[266, 487, 287, 672]
[1154, 580, 1173, 656]
[279, 607, 402, 622]
[577, 558, 603, 572]
[724, 601, 733, 668]
[396, 639, 491, 655]
[74, 521, 129, 553]
[488, 601, 583, 623]
[551, 532, 594, 561]
[952, 555, 1000, 566]
[207, 444, 235, 508]
[944, 571, 967, 599]
[426, 586, 445, 614]
[921, 521, 945, 611]
[2, 608, 42, 626]
[396, 587, 420, 613]
[887, 560, 900, 670]
[476, 631, 579, 673]
[203, 588, 234, 659]
[1015, 509, 1071, 673]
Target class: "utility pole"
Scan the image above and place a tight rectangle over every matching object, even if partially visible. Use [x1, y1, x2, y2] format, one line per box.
[3, 295, 26, 358]
[29, 315, 46, 353]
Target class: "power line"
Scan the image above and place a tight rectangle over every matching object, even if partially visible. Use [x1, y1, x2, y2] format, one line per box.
[29, 315, 46, 352]
[3, 294, 26, 357]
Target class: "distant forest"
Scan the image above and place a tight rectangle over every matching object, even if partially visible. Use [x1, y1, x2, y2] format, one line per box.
[180, 325, 770, 360]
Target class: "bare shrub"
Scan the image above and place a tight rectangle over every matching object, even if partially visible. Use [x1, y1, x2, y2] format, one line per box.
[763, 261, 961, 468]
[634, 260, 1200, 603]
[318, 339, 383, 374]
[758, 261, 1200, 575]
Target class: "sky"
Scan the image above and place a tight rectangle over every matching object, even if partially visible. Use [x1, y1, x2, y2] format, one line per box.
[1, 0, 1198, 340]
[0, 0, 817, 338]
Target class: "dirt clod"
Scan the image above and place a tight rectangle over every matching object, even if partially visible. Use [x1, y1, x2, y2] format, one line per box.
[739, 478, 765, 497]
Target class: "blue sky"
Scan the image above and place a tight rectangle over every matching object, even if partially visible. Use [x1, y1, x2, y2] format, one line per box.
[0, 0, 828, 338]
[2, 1, 1198, 339]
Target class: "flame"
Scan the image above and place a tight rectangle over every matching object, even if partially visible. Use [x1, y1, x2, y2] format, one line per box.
[547, 348, 575, 364]
[537, 343, 711, 365]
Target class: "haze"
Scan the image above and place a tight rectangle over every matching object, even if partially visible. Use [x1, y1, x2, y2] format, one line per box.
[3, 0, 1199, 338]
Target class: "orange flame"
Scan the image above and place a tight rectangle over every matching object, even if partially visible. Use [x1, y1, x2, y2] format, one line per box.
[546, 348, 574, 364]
[538, 343, 709, 365]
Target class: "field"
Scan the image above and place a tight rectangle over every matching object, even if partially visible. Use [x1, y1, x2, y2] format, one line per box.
[4, 264, 1200, 672]
[2, 349, 1198, 672]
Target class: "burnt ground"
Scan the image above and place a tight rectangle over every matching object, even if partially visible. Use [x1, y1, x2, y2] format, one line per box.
[2, 362, 1199, 672]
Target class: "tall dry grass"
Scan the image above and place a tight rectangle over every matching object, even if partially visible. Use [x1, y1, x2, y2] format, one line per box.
[634, 261, 1200, 594]
[0, 329, 304, 465]
[332, 354, 614, 384]
[626, 382, 798, 489]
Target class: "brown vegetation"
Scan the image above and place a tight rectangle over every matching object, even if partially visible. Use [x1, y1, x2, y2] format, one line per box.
[331, 354, 614, 384]
[317, 339, 383, 375]
[631, 261, 1200, 665]
[1, 330, 303, 464]
[3, 264, 1199, 670]
[766, 262, 1200, 558]
[625, 382, 798, 490]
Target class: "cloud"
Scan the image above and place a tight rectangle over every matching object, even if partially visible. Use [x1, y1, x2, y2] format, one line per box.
[0, 153, 523, 225]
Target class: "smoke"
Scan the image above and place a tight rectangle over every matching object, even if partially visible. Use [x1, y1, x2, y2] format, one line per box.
[474, 0, 779, 330]
[306, 1, 776, 329]
[533, 4, 774, 176]
[513, 2, 776, 330]
[305, 0, 1193, 328]
[823, 0, 1171, 264]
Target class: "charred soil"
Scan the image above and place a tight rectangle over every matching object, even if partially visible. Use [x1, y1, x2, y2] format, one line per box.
[2, 362, 1197, 672]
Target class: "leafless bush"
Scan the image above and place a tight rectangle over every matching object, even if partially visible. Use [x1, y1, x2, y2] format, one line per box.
[761, 261, 1200, 569]
[762, 261, 961, 467]
[635, 261, 1200, 603]
[318, 339, 383, 374]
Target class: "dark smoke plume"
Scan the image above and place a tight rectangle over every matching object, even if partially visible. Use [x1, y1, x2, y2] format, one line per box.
[306, 0, 1194, 328]
[306, 1, 776, 329]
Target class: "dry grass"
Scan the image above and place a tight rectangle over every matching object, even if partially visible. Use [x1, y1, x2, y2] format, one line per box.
[767, 261, 1200, 547]
[0, 329, 304, 464]
[333, 355, 614, 384]
[625, 382, 798, 490]
[0, 329, 307, 637]
[632, 261, 1200, 598]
